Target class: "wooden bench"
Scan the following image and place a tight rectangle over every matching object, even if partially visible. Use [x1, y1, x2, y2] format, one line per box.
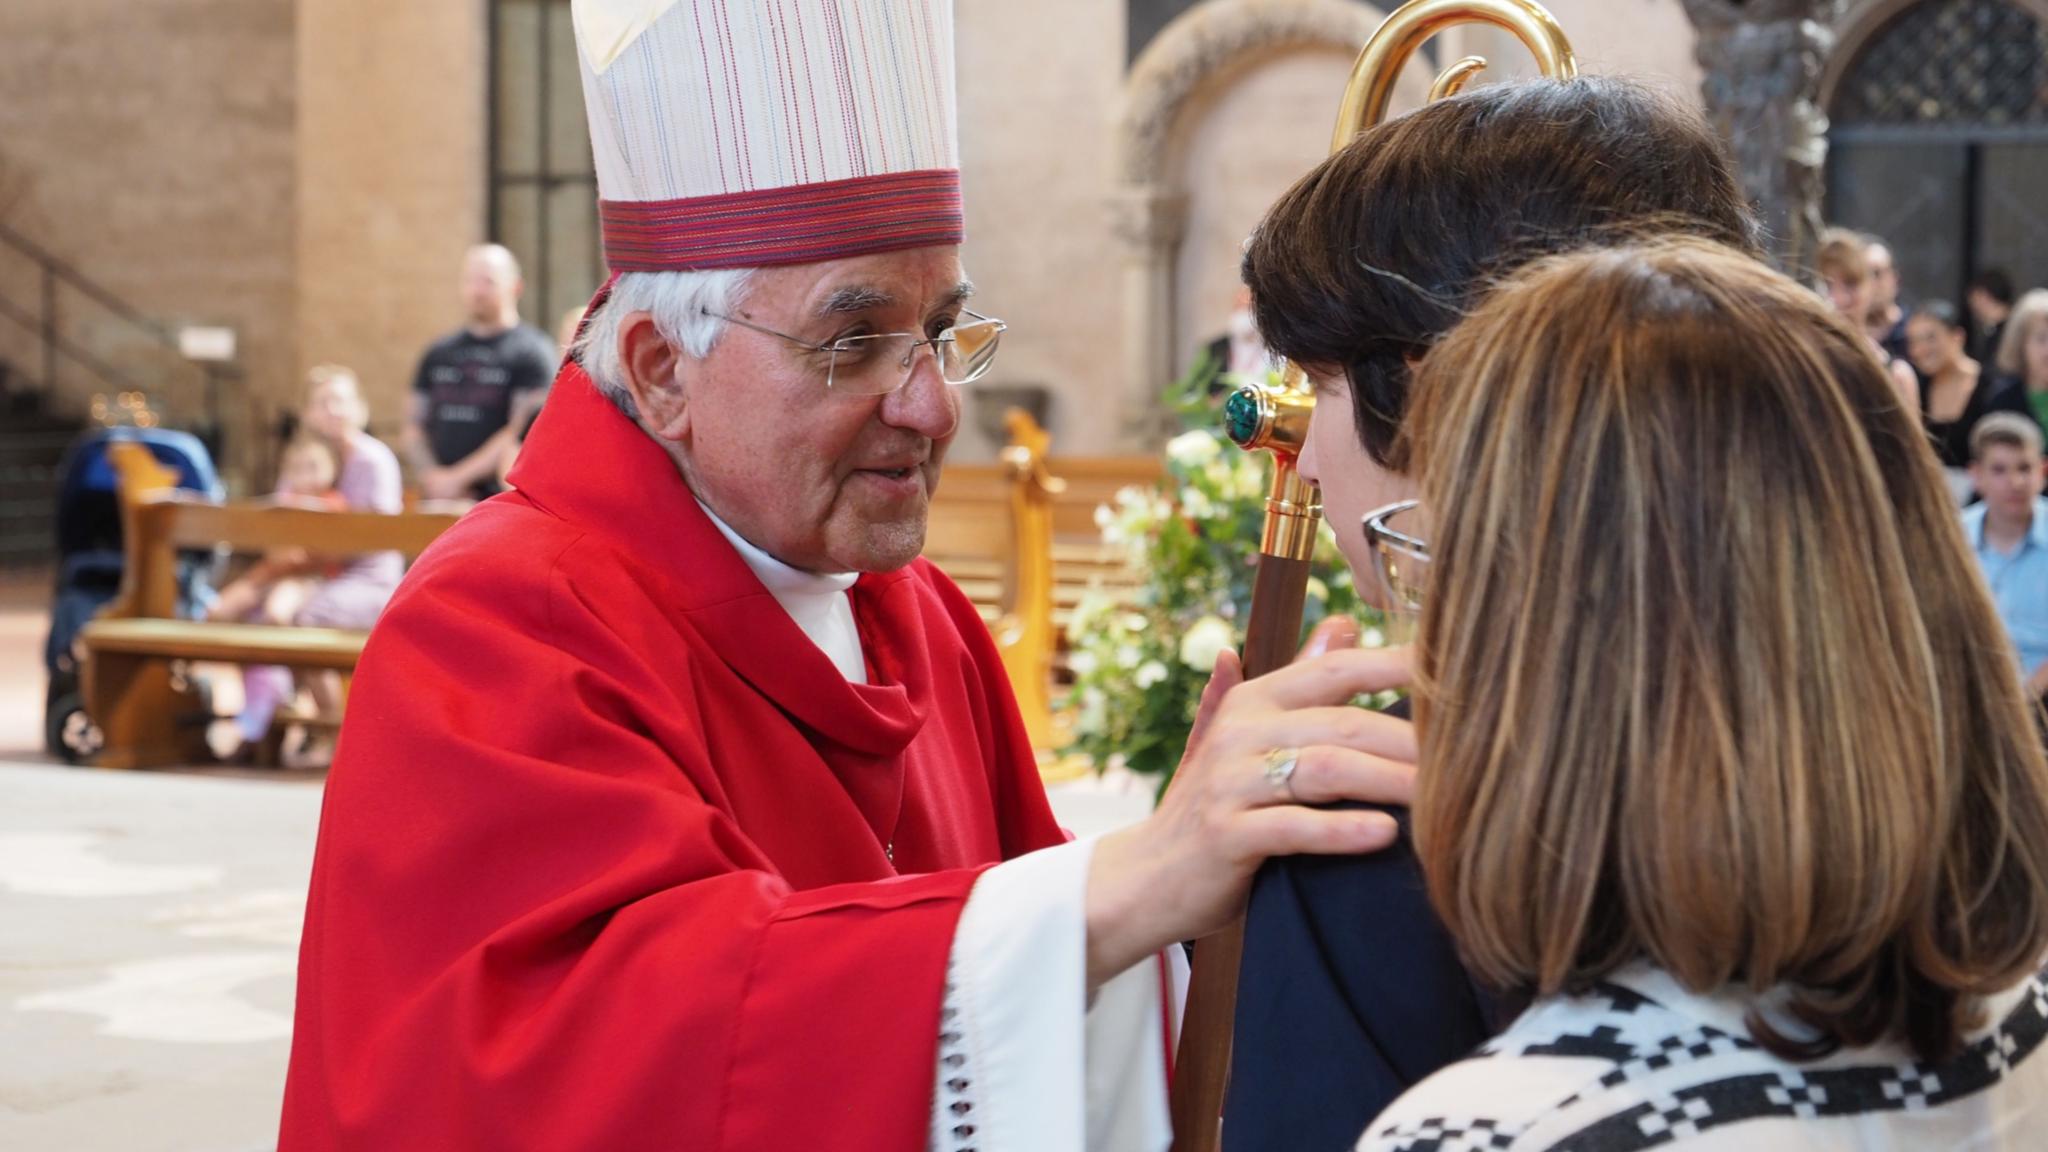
[82, 426, 1166, 766]
[928, 430, 1160, 631]
[1039, 455, 1159, 640]
[924, 413, 1163, 749]
[79, 487, 459, 769]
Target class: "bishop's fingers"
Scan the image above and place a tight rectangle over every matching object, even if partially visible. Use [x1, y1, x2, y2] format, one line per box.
[1246, 645, 1414, 711]
[1215, 705, 1418, 765]
[1232, 805, 1400, 861]
[1255, 746, 1414, 809]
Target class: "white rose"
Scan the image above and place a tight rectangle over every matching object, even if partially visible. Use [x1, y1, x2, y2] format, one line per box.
[1179, 615, 1237, 670]
[1069, 651, 1099, 676]
[1134, 660, 1168, 688]
[1182, 489, 1216, 520]
[1226, 459, 1268, 500]
[1362, 627, 1385, 649]
[1077, 688, 1108, 736]
[1165, 430, 1222, 466]
[1116, 644, 1142, 669]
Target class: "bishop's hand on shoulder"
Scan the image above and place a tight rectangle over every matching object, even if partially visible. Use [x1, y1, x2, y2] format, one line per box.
[1081, 620, 1416, 989]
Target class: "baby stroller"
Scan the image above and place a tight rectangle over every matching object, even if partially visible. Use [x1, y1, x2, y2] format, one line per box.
[43, 427, 223, 762]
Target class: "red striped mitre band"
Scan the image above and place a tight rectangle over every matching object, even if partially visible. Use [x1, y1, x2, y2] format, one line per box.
[600, 169, 963, 273]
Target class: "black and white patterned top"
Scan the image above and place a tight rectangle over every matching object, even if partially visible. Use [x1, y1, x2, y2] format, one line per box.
[1358, 960, 2048, 1151]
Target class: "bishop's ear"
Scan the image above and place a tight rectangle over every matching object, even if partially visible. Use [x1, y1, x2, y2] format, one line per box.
[618, 311, 689, 440]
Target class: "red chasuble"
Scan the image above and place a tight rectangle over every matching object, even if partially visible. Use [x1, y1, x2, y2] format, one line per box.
[278, 368, 1065, 1151]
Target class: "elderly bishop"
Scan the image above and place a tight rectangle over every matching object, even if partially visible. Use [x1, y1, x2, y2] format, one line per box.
[278, 3, 1417, 1150]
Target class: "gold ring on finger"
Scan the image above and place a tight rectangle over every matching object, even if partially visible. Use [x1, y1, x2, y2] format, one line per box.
[1262, 746, 1302, 802]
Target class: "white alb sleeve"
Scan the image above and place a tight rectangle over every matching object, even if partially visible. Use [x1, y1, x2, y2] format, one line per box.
[929, 837, 1180, 1152]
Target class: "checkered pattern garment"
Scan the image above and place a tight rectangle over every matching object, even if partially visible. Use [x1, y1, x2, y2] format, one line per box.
[1357, 960, 2048, 1151]
[573, 0, 962, 271]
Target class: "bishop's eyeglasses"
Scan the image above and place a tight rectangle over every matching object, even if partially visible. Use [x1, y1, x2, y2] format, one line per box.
[702, 307, 1007, 396]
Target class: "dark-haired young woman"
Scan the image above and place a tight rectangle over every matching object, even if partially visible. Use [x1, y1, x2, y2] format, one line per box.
[1222, 75, 1763, 1151]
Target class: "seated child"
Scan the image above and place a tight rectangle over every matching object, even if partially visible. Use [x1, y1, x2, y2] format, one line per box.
[208, 437, 346, 760]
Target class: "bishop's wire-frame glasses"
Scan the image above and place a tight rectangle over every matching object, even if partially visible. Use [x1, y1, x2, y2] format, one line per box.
[704, 307, 1007, 396]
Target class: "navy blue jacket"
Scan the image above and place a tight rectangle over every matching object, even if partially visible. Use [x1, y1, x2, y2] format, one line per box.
[1221, 702, 1507, 1152]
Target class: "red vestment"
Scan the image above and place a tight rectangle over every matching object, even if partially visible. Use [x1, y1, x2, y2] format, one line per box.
[279, 370, 1064, 1150]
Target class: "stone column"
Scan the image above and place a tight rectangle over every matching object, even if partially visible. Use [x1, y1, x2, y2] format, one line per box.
[1682, 0, 1842, 272]
[1110, 184, 1189, 448]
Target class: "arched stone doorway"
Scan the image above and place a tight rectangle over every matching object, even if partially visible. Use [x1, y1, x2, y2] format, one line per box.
[1823, 0, 2048, 308]
[1110, 0, 1430, 442]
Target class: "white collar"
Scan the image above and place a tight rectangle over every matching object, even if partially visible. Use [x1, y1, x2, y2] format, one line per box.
[696, 499, 867, 683]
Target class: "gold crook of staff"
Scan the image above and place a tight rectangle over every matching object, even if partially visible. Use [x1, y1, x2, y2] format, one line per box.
[1171, 3, 1576, 1150]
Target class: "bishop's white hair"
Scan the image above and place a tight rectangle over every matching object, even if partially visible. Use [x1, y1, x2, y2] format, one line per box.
[575, 268, 757, 420]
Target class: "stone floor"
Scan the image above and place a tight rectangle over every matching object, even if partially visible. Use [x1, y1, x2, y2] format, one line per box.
[0, 571, 1155, 1151]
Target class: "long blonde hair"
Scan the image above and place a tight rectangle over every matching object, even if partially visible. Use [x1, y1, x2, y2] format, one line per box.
[1406, 236, 2048, 1062]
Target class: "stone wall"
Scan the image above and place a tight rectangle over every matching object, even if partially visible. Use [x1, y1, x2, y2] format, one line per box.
[297, 0, 489, 446]
[0, 0, 1711, 471]
[954, 0, 1132, 457]
[1502, 0, 1703, 92]
[0, 0, 297, 480]
[952, 0, 1708, 458]
[1169, 45, 1395, 382]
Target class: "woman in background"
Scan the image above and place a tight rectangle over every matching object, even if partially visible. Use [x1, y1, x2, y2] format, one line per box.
[1360, 237, 2048, 1149]
[1910, 299, 2031, 504]
[211, 436, 346, 760]
[1992, 288, 2048, 432]
[235, 366, 403, 767]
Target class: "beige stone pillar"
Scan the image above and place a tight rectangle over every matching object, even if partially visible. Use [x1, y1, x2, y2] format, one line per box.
[1110, 185, 1188, 449]
[297, 0, 488, 444]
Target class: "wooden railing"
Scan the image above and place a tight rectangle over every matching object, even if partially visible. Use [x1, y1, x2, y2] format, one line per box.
[0, 220, 238, 446]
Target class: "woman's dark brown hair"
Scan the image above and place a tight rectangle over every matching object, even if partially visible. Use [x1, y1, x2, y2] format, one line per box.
[1243, 76, 1760, 466]
[1408, 236, 2048, 1064]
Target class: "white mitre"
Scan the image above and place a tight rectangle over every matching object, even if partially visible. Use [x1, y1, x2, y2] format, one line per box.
[570, 0, 963, 273]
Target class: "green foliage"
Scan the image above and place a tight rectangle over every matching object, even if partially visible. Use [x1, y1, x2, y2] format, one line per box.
[1061, 363, 1390, 782]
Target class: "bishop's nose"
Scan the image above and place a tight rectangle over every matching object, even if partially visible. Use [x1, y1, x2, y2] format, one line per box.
[879, 349, 960, 442]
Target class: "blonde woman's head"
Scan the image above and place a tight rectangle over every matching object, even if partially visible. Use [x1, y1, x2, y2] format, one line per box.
[1995, 289, 2048, 385]
[1405, 236, 2048, 1063]
[303, 364, 369, 442]
[1814, 227, 1872, 321]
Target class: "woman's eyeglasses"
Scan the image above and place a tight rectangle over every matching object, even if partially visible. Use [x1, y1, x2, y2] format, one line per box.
[1361, 499, 1430, 614]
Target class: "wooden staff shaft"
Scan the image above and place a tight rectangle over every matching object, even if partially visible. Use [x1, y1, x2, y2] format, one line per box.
[1168, 551, 1311, 1152]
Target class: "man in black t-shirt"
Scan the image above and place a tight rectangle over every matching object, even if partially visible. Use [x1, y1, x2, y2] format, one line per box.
[404, 244, 558, 502]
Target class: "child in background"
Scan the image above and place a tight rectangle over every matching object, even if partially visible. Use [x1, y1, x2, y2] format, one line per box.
[209, 437, 346, 761]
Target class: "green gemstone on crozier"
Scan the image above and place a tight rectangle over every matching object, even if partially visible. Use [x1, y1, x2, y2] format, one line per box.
[1222, 388, 1263, 446]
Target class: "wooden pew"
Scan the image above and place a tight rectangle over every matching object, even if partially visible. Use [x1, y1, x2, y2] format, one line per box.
[84, 424, 1165, 767]
[927, 439, 1161, 630]
[1040, 455, 1159, 640]
[80, 490, 459, 769]
[924, 463, 1014, 626]
[924, 414, 1164, 749]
